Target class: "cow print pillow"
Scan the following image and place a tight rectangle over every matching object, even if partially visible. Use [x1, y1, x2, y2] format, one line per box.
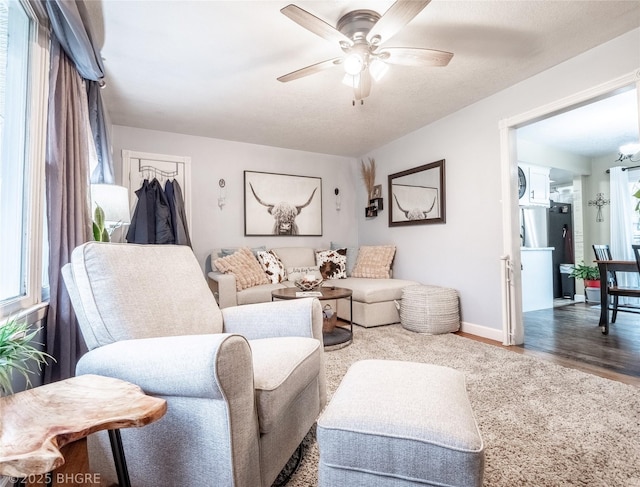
[315, 249, 347, 280]
[257, 250, 287, 284]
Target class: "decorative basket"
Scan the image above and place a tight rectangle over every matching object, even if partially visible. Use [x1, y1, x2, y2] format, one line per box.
[399, 285, 460, 334]
[294, 278, 324, 291]
[322, 304, 338, 333]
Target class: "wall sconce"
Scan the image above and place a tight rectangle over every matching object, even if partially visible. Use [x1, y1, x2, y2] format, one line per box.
[335, 188, 341, 211]
[218, 179, 226, 210]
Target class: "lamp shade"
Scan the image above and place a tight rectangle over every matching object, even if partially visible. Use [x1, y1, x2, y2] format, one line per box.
[90, 184, 131, 226]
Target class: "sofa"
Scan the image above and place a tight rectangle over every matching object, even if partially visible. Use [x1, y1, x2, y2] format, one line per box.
[208, 245, 419, 328]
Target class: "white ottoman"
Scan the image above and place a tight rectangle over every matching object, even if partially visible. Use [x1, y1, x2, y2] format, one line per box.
[317, 360, 484, 487]
[400, 284, 460, 334]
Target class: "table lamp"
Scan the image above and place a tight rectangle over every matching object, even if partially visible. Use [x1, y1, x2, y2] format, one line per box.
[90, 184, 131, 238]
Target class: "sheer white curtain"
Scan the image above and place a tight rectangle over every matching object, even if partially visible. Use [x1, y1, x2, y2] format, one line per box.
[609, 166, 639, 296]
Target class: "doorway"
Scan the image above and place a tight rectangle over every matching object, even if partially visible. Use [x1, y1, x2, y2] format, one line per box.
[500, 71, 640, 346]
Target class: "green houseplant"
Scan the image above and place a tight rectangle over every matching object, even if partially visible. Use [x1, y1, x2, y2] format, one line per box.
[0, 316, 55, 395]
[569, 262, 600, 288]
[93, 204, 110, 242]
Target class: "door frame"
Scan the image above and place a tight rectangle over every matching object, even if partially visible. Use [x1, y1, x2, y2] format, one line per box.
[499, 69, 640, 346]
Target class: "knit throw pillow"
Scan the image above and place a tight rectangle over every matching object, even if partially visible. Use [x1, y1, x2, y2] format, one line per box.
[351, 245, 396, 279]
[214, 247, 269, 291]
[316, 249, 347, 280]
[256, 250, 286, 284]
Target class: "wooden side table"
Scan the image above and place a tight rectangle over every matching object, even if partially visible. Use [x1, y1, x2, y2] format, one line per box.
[0, 374, 167, 487]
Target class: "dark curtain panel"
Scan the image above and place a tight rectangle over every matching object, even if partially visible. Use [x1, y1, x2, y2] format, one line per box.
[44, 0, 114, 184]
[44, 41, 92, 382]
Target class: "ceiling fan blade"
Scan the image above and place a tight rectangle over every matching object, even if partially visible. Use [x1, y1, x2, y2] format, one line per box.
[281, 4, 353, 47]
[377, 47, 453, 67]
[354, 70, 372, 101]
[277, 57, 343, 83]
[367, 0, 431, 45]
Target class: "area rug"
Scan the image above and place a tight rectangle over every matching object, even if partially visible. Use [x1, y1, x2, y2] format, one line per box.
[280, 324, 640, 486]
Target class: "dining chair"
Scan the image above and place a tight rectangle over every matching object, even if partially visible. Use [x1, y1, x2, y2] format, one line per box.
[594, 244, 640, 326]
[593, 244, 620, 323]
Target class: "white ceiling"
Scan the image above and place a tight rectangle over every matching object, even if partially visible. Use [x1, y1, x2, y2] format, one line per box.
[85, 1, 640, 158]
[518, 88, 639, 158]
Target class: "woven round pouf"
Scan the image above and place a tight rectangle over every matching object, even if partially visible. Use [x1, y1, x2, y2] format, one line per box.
[400, 285, 460, 334]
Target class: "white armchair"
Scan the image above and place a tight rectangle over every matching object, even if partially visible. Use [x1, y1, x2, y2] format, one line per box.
[62, 242, 325, 487]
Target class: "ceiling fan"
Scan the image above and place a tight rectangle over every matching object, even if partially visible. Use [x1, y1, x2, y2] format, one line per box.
[277, 0, 453, 104]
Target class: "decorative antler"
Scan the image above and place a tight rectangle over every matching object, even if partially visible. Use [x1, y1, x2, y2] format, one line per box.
[296, 188, 318, 214]
[250, 183, 274, 213]
[251, 183, 317, 215]
[393, 193, 437, 220]
[393, 193, 410, 219]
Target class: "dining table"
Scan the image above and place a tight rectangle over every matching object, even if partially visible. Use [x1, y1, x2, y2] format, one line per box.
[595, 260, 638, 335]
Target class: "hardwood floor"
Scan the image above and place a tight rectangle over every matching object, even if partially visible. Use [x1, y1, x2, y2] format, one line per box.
[23, 313, 640, 486]
[520, 300, 640, 383]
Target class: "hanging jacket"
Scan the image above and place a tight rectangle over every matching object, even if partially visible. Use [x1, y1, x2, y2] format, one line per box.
[126, 178, 174, 244]
[126, 179, 153, 244]
[165, 179, 191, 247]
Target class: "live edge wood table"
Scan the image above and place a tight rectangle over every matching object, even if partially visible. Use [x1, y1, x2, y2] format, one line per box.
[0, 374, 167, 487]
[271, 286, 353, 350]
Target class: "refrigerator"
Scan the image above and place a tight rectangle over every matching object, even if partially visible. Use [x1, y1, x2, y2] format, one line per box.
[520, 201, 574, 299]
[548, 201, 574, 298]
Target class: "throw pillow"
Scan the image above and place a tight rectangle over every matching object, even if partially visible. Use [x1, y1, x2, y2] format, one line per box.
[351, 245, 396, 279]
[213, 247, 270, 291]
[330, 242, 358, 276]
[287, 265, 322, 283]
[316, 249, 347, 280]
[256, 250, 286, 284]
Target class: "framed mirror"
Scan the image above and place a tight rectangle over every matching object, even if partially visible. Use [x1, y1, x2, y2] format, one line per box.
[388, 160, 446, 227]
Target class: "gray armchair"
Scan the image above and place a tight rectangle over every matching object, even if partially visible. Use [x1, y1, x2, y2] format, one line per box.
[62, 242, 326, 487]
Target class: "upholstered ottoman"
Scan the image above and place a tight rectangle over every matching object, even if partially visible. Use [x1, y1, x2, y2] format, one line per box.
[317, 360, 484, 487]
[400, 284, 460, 334]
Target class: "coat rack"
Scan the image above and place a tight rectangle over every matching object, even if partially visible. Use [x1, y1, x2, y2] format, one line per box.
[139, 161, 179, 181]
[122, 150, 192, 232]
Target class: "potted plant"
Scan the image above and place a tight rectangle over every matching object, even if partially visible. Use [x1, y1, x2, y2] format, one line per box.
[569, 262, 601, 303]
[0, 316, 55, 396]
[569, 262, 600, 288]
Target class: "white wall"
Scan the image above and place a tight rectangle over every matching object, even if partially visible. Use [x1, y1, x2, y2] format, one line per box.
[584, 152, 619, 255]
[111, 126, 359, 270]
[358, 29, 640, 337]
[517, 138, 592, 176]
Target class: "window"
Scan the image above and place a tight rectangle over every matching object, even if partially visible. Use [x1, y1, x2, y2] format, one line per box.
[0, 0, 48, 316]
[629, 168, 640, 244]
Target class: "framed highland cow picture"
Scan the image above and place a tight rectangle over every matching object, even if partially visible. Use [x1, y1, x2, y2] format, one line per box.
[388, 160, 446, 227]
[244, 171, 322, 236]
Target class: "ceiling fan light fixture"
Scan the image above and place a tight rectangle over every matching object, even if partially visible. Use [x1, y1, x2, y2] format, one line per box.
[342, 73, 363, 90]
[369, 59, 389, 82]
[344, 52, 365, 75]
[620, 143, 640, 155]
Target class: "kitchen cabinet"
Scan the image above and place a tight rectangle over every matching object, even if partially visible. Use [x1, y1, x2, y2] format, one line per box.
[521, 247, 554, 312]
[519, 164, 550, 207]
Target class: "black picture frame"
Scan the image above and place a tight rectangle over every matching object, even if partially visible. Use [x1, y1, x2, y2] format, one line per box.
[369, 197, 384, 211]
[244, 171, 322, 236]
[388, 160, 446, 227]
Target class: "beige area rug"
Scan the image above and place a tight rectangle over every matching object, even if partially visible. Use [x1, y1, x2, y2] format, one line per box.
[283, 325, 640, 487]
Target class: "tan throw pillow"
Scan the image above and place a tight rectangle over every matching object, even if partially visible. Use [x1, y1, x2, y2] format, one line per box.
[256, 250, 286, 284]
[316, 249, 347, 280]
[351, 245, 396, 279]
[214, 247, 270, 291]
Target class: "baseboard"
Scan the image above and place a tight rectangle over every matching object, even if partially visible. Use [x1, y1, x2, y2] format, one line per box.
[460, 321, 503, 342]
